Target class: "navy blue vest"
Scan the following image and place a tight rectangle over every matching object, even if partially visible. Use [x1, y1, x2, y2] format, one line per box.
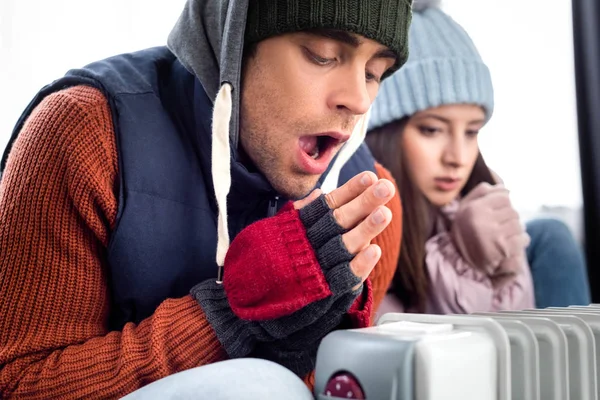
[2, 46, 377, 330]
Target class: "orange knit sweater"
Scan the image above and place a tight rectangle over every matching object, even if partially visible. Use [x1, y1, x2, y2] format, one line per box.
[0, 85, 402, 399]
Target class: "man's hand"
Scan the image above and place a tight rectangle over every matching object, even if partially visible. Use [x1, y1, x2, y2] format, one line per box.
[192, 171, 396, 376]
[295, 171, 395, 290]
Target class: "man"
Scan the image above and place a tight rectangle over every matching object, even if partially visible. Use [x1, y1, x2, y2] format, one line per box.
[0, 0, 411, 398]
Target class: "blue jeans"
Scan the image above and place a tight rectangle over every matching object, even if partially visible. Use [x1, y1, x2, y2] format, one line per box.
[120, 358, 314, 400]
[526, 218, 591, 308]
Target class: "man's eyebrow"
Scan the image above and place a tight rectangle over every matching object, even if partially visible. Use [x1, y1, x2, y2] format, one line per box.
[374, 48, 397, 60]
[307, 29, 362, 47]
[307, 29, 397, 61]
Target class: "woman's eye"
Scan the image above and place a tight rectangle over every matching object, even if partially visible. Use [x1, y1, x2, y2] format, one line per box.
[418, 126, 440, 136]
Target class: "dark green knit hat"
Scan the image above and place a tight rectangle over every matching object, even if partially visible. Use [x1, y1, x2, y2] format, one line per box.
[244, 0, 413, 77]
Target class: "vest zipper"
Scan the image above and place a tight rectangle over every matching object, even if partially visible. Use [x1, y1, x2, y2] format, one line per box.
[267, 196, 280, 217]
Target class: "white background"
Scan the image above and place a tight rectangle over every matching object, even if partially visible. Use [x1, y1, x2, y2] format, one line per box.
[0, 0, 581, 214]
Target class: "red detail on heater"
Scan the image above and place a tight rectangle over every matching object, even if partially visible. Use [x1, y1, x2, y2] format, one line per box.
[323, 371, 366, 399]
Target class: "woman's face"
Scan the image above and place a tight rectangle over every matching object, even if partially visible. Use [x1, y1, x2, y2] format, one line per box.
[401, 104, 486, 206]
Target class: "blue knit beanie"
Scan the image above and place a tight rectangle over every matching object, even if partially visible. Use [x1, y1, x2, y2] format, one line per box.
[368, 0, 494, 131]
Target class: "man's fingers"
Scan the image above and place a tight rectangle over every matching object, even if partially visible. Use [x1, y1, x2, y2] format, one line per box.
[334, 179, 395, 230]
[349, 244, 381, 291]
[324, 171, 377, 209]
[293, 188, 322, 210]
[342, 205, 392, 254]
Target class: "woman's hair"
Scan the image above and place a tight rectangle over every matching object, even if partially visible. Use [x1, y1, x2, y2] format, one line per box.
[365, 118, 495, 312]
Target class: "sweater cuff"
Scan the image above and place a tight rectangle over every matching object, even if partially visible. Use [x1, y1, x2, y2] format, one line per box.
[345, 279, 374, 328]
[251, 288, 366, 377]
[190, 280, 256, 358]
[252, 342, 320, 378]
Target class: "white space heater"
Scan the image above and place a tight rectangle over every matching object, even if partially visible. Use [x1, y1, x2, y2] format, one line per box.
[314, 305, 600, 400]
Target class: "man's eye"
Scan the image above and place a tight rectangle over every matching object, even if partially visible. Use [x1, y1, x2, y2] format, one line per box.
[304, 48, 335, 66]
[366, 71, 381, 83]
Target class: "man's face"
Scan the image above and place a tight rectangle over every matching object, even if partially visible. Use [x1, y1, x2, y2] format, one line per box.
[240, 30, 396, 199]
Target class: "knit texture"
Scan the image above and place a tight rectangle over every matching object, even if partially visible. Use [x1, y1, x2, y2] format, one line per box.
[221, 202, 333, 321]
[192, 279, 363, 376]
[221, 197, 362, 321]
[0, 86, 227, 399]
[0, 86, 402, 398]
[250, 287, 365, 377]
[245, 0, 414, 76]
[192, 196, 365, 376]
[368, 6, 494, 130]
[300, 198, 362, 294]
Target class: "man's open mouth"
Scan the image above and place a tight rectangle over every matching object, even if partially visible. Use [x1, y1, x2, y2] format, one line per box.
[299, 135, 340, 160]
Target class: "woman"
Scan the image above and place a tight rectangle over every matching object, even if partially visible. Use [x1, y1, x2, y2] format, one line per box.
[367, 0, 591, 315]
